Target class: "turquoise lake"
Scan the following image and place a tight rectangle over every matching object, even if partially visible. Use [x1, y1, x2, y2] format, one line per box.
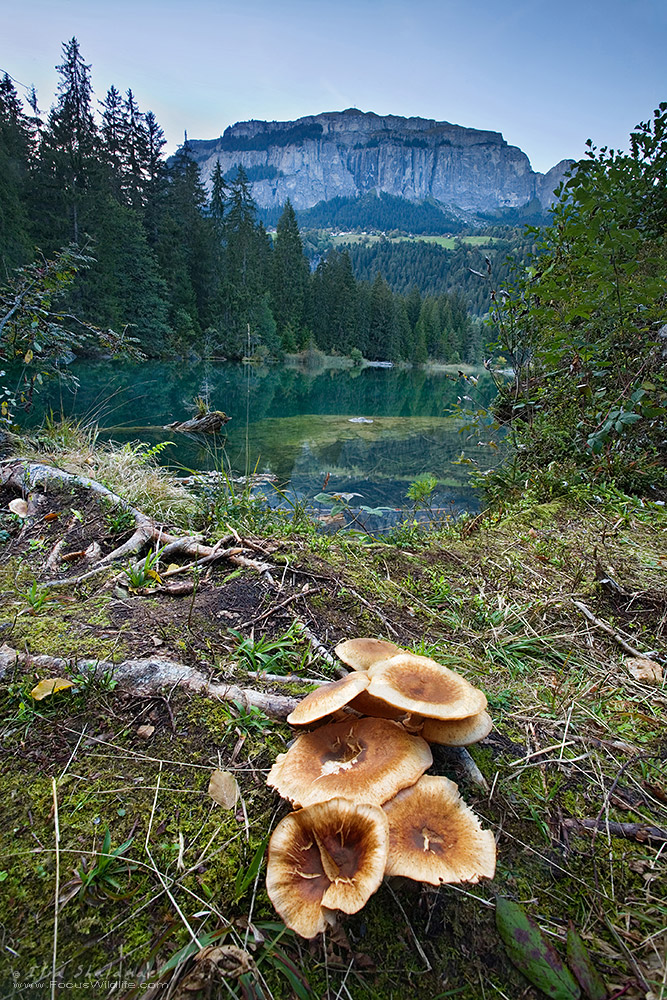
[29, 360, 502, 527]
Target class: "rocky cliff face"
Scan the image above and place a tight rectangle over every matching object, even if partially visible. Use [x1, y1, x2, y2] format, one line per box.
[188, 109, 571, 214]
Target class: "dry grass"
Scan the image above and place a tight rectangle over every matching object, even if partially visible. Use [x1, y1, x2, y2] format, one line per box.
[18, 418, 199, 527]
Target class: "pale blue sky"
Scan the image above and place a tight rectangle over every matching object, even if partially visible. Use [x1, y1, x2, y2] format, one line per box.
[2, 0, 666, 173]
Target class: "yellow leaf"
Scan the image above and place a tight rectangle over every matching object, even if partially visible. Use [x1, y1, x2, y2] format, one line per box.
[145, 569, 162, 584]
[208, 769, 239, 809]
[627, 657, 663, 684]
[30, 677, 74, 700]
[166, 563, 180, 574]
[24, 349, 33, 364]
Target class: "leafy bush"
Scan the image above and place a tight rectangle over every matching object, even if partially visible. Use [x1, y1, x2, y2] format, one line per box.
[490, 103, 667, 497]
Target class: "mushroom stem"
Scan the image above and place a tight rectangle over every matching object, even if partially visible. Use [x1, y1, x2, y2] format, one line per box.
[446, 747, 489, 791]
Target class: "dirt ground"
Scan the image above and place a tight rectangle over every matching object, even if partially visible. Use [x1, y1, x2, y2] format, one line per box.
[0, 467, 666, 999]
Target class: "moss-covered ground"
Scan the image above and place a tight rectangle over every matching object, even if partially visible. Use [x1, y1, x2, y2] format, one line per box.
[0, 455, 665, 999]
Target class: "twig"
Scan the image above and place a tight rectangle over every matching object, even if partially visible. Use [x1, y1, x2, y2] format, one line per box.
[345, 586, 400, 637]
[385, 881, 431, 972]
[572, 599, 658, 659]
[144, 766, 202, 950]
[51, 778, 60, 1000]
[237, 587, 320, 630]
[562, 819, 667, 843]
[294, 620, 347, 676]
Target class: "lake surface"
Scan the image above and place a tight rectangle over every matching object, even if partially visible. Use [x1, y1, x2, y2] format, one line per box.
[30, 361, 502, 527]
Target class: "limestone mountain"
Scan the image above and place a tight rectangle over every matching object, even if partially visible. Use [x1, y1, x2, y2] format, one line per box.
[186, 109, 572, 219]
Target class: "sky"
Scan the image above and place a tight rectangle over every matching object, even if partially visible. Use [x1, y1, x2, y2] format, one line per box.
[2, 0, 666, 174]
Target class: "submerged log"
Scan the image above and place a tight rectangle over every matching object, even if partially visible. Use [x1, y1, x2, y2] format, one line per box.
[164, 411, 231, 434]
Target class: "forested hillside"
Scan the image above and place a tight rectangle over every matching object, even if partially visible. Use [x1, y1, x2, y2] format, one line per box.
[0, 40, 487, 366]
[338, 232, 538, 314]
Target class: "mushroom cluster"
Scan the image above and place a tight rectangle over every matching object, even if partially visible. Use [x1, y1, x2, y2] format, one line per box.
[265, 638, 496, 938]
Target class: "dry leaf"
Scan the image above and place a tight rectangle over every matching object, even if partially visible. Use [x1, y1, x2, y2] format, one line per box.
[208, 769, 239, 809]
[8, 498, 28, 518]
[136, 724, 155, 739]
[151, 635, 164, 647]
[626, 657, 663, 684]
[30, 677, 74, 700]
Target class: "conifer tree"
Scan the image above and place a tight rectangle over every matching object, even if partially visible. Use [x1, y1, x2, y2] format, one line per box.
[39, 38, 98, 245]
[99, 85, 124, 199]
[270, 200, 309, 347]
[0, 74, 33, 269]
[209, 159, 228, 233]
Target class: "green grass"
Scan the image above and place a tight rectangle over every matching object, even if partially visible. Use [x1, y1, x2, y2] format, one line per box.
[329, 233, 502, 249]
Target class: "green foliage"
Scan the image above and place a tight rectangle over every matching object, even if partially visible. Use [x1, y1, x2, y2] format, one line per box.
[20, 581, 49, 613]
[70, 828, 137, 901]
[230, 623, 309, 675]
[123, 545, 164, 588]
[222, 698, 272, 738]
[406, 472, 438, 510]
[0, 244, 138, 422]
[491, 102, 667, 496]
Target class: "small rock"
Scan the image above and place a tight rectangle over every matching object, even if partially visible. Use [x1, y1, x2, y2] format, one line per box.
[136, 724, 155, 739]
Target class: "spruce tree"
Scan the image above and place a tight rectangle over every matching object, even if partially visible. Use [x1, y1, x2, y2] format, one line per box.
[0, 74, 33, 270]
[270, 200, 309, 347]
[38, 38, 99, 245]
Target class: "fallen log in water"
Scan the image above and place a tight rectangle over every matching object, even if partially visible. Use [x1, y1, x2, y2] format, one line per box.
[164, 411, 230, 434]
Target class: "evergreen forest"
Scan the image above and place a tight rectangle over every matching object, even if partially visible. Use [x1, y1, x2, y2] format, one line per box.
[0, 40, 486, 369]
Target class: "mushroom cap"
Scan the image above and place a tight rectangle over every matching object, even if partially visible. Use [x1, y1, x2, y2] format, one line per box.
[287, 672, 370, 726]
[266, 798, 389, 938]
[335, 637, 404, 671]
[383, 775, 496, 885]
[347, 688, 407, 722]
[8, 498, 29, 518]
[421, 710, 493, 746]
[267, 716, 433, 808]
[367, 653, 486, 721]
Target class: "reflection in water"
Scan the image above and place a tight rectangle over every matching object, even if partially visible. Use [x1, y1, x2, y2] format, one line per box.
[29, 361, 503, 518]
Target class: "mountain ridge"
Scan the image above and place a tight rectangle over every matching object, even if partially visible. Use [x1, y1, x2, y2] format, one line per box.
[186, 109, 572, 218]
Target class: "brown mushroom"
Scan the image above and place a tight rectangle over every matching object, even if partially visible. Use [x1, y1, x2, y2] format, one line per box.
[266, 797, 389, 938]
[367, 653, 486, 721]
[287, 672, 370, 726]
[383, 774, 496, 885]
[267, 716, 433, 808]
[420, 710, 493, 746]
[346, 688, 407, 722]
[334, 637, 404, 671]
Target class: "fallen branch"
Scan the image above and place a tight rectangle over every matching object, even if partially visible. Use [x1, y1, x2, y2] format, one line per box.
[0, 645, 298, 719]
[245, 671, 328, 686]
[2, 460, 278, 586]
[562, 818, 667, 843]
[164, 411, 230, 434]
[294, 620, 347, 677]
[572, 599, 659, 660]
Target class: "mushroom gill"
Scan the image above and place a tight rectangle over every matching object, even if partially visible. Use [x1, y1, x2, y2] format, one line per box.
[266, 798, 389, 937]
